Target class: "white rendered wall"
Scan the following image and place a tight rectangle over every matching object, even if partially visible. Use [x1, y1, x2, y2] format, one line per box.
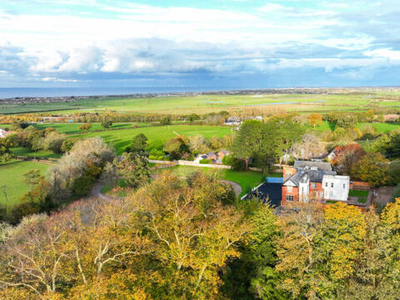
[322, 175, 350, 201]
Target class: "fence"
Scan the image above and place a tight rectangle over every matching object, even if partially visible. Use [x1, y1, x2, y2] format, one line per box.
[148, 159, 231, 169]
[350, 181, 371, 190]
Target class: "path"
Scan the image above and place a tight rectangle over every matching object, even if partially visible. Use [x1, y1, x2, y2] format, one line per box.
[220, 180, 242, 198]
[91, 183, 119, 201]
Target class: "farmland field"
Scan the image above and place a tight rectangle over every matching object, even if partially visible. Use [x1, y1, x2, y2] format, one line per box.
[73, 125, 233, 154]
[309, 121, 400, 133]
[0, 160, 50, 206]
[2, 90, 400, 115]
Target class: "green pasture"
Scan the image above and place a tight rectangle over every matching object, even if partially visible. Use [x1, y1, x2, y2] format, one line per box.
[309, 121, 400, 133]
[0, 160, 50, 206]
[2, 92, 400, 115]
[31, 122, 150, 134]
[73, 125, 232, 154]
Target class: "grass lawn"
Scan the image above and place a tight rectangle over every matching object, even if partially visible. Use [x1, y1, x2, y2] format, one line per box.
[12, 147, 62, 159]
[152, 165, 265, 197]
[73, 125, 232, 154]
[0, 160, 50, 206]
[349, 190, 370, 198]
[349, 189, 369, 204]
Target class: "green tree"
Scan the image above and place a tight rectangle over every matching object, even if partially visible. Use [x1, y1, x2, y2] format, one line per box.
[22, 169, 41, 193]
[160, 115, 172, 126]
[114, 152, 150, 188]
[101, 119, 113, 129]
[232, 120, 264, 170]
[129, 133, 148, 154]
[187, 113, 200, 122]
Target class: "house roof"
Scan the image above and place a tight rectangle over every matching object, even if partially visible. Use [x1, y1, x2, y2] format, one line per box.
[284, 161, 337, 186]
[294, 161, 332, 171]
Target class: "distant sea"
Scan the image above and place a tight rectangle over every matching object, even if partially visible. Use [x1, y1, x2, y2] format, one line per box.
[0, 87, 226, 99]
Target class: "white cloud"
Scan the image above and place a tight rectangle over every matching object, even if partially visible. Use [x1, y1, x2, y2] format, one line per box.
[42, 77, 78, 82]
[364, 48, 400, 60]
[0, 0, 399, 86]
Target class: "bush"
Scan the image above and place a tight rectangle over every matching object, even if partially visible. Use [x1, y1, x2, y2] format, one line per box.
[160, 116, 172, 126]
[8, 202, 42, 225]
[222, 154, 235, 166]
[200, 159, 212, 164]
[101, 120, 113, 129]
[223, 154, 246, 171]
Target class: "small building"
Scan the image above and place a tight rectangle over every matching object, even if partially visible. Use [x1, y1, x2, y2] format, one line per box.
[0, 129, 10, 138]
[282, 161, 349, 204]
[224, 117, 242, 126]
[194, 154, 209, 164]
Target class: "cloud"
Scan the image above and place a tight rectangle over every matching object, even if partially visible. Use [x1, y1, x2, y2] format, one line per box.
[0, 0, 400, 87]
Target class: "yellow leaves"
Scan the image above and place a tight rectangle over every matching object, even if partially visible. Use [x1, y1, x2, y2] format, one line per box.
[381, 197, 400, 231]
[324, 202, 366, 238]
[330, 246, 357, 281]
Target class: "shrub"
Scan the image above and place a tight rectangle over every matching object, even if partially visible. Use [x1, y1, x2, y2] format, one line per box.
[160, 116, 172, 126]
[200, 159, 212, 164]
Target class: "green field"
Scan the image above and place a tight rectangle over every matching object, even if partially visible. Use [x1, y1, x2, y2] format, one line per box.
[73, 125, 232, 154]
[0, 160, 50, 206]
[2, 91, 400, 115]
[152, 165, 266, 197]
[11, 147, 62, 159]
[32, 122, 139, 134]
[309, 121, 400, 133]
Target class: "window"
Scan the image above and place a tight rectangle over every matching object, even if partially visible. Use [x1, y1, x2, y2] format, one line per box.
[331, 183, 334, 188]
[286, 195, 293, 201]
[311, 183, 317, 189]
[343, 184, 346, 189]
[325, 182, 328, 187]
[287, 186, 293, 193]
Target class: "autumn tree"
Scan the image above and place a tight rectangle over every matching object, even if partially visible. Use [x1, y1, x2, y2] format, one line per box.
[354, 152, 390, 186]
[275, 202, 325, 298]
[308, 113, 323, 128]
[332, 143, 366, 175]
[79, 123, 92, 133]
[290, 134, 324, 160]
[0, 138, 13, 164]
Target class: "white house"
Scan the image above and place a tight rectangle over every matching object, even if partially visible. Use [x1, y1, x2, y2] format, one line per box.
[0, 129, 8, 138]
[322, 175, 350, 201]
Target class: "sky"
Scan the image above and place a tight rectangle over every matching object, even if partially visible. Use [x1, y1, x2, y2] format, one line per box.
[1, 0, 400, 89]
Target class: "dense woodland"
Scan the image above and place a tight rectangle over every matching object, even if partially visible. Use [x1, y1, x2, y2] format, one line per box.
[1, 173, 400, 299]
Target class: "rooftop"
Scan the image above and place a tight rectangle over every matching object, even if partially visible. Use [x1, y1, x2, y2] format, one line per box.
[294, 160, 332, 171]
